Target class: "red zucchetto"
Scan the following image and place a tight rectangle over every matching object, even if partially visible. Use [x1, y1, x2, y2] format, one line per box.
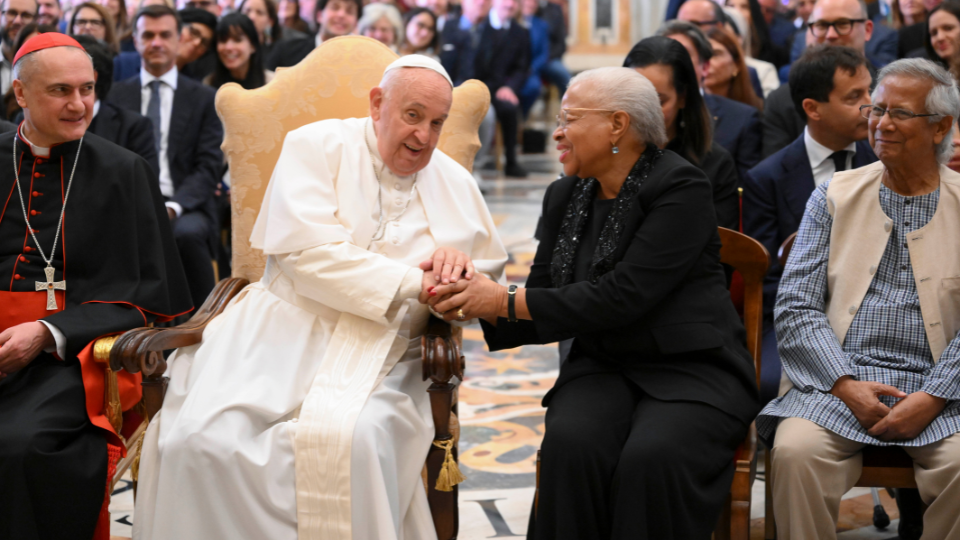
[13, 33, 84, 65]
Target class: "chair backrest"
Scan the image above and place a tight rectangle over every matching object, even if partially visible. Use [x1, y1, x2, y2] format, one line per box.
[778, 231, 797, 270]
[718, 227, 770, 386]
[215, 35, 491, 283]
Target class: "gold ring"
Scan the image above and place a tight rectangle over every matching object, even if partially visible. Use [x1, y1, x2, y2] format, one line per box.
[456, 309, 465, 320]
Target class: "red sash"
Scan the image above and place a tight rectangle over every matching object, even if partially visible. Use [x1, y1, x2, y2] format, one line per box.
[0, 291, 141, 454]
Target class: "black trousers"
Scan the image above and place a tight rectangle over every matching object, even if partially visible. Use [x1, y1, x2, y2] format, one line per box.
[492, 97, 520, 166]
[173, 210, 217, 308]
[531, 373, 748, 540]
[0, 355, 106, 540]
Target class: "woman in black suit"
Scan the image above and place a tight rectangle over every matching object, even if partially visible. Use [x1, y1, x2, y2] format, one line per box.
[428, 67, 760, 539]
[624, 36, 740, 230]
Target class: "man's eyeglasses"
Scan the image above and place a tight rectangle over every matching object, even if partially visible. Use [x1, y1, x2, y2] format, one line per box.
[1, 9, 35, 22]
[556, 108, 615, 129]
[75, 18, 105, 28]
[686, 18, 721, 28]
[807, 18, 867, 37]
[859, 104, 942, 121]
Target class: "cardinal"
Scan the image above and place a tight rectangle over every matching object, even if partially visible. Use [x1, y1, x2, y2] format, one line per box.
[0, 33, 192, 540]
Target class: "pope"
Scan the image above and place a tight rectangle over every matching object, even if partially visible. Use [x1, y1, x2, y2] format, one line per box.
[0, 34, 192, 539]
[133, 56, 507, 540]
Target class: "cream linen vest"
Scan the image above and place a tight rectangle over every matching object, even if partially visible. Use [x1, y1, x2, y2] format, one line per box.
[779, 161, 960, 395]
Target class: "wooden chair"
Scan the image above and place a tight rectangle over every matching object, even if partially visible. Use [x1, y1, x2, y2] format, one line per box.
[531, 228, 768, 539]
[764, 232, 918, 539]
[714, 227, 769, 540]
[99, 36, 491, 540]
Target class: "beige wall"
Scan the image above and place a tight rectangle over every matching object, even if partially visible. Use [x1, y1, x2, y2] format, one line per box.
[565, 0, 668, 70]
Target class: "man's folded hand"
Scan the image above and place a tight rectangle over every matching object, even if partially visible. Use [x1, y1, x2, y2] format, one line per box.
[867, 392, 947, 442]
[830, 375, 906, 431]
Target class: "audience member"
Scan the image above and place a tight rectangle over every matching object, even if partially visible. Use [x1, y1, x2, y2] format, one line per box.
[518, 0, 549, 116]
[535, 0, 570, 97]
[624, 36, 739, 231]
[278, 0, 310, 33]
[219, 0, 235, 14]
[949, 122, 960, 171]
[240, 0, 308, 68]
[75, 34, 160, 172]
[743, 45, 876, 402]
[762, 0, 874, 158]
[109, 3, 224, 307]
[36, 0, 61, 27]
[759, 58, 960, 540]
[894, 0, 928, 27]
[724, 5, 780, 96]
[2, 21, 54, 119]
[205, 12, 273, 88]
[706, 26, 765, 110]
[760, 0, 796, 50]
[398, 6, 438, 57]
[180, 0, 220, 16]
[176, 6, 217, 79]
[678, 0, 727, 32]
[416, 0, 454, 31]
[267, 0, 360, 68]
[0, 0, 38, 95]
[99, 0, 133, 49]
[926, 1, 960, 78]
[69, 2, 120, 53]
[452, 66, 759, 539]
[793, 0, 818, 26]
[788, 5, 897, 76]
[357, 2, 402, 50]
[723, 0, 784, 66]
[658, 20, 762, 182]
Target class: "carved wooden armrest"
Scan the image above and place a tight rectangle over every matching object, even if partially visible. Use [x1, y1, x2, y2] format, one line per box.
[107, 277, 249, 419]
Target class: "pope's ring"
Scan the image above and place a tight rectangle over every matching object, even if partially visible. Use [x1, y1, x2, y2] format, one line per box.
[456, 309, 465, 320]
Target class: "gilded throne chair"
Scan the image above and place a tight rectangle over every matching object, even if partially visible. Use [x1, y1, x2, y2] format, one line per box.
[105, 36, 490, 540]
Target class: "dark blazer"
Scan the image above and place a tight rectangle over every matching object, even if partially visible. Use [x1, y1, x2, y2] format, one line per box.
[482, 150, 761, 423]
[267, 36, 315, 70]
[113, 51, 141, 82]
[664, 0, 684, 21]
[898, 21, 927, 59]
[107, 73, 223, 224]
[89, 101, 159, 175]
[703, 93, 762, 183]
[768, 15, 796, 50]
[538, 1, 566, 60]
[439, 19, 475, 85]
[0, 119, 15, 133]
[743, 135, 877, 319]
[475, 20, 530, 96]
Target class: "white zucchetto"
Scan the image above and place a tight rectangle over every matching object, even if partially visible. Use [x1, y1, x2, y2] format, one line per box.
[382, 54, 454, 88]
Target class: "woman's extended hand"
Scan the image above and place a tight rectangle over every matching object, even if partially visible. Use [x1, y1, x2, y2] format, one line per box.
[421, 247, 475, 285]
[432, 272, 507, 322]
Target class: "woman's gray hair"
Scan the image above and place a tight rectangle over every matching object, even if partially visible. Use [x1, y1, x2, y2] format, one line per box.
[358, 3, 404, 47]
[568, 67, 669, 148]
[874, 58, 960, 164]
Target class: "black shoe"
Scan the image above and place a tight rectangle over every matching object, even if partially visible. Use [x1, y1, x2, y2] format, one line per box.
[505, 163, 528, 178]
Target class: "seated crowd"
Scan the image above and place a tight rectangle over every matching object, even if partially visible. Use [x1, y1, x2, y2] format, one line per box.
[2, 0, 960, 538]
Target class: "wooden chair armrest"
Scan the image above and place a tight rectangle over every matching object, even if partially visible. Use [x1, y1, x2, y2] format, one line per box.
[108, 278, 249, 376]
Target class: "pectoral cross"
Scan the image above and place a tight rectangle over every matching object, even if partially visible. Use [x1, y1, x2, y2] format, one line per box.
[35, 265, 65, 310]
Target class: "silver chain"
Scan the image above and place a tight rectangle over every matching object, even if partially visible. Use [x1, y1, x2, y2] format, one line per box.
[365, 119, 418, 248]
[12, 133, 84, 267]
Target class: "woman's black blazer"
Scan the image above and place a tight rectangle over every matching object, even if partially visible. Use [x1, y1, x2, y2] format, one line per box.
[482, 150, 760, 423]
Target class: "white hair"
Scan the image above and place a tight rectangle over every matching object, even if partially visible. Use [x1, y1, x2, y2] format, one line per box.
[568, 67, 669, 148]
[874, 58, 960, 165]
[358, 3, 404, 47]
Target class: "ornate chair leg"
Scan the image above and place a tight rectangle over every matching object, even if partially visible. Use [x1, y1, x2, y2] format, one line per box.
[427, 382, 458, 540]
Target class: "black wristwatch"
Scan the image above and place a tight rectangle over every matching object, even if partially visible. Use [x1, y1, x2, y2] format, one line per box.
[507, 285, 518, 322]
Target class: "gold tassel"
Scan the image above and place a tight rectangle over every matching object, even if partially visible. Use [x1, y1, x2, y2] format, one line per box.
[432, 439, 465, 492]
[131, 429, 147, 483]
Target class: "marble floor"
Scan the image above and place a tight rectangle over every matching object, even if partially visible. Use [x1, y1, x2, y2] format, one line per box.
[108, 152, 910, 539]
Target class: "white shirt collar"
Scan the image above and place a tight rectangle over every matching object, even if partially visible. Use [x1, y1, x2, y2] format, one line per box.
[804, 126, 858, 170]
[365, 117, 382, 163]
[489, 10, 510, 30]
[315, 33, 324, 49]
[18, 124, 50, 158]
[140, 65, 179, 90]
[93, 99, 101, 119]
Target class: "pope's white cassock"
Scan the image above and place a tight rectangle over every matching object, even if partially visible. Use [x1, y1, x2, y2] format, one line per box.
[133, 111, 507, 540]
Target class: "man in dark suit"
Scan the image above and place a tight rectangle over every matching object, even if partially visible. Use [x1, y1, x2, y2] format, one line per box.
[659, 20, 762, 182]
[108, 4, 224, 307]
[762, 0, 875, 158]
[73, 36, 160, 175]
[441, 0, 530, 177]
[743, 45, 876, 402]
